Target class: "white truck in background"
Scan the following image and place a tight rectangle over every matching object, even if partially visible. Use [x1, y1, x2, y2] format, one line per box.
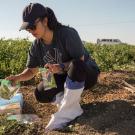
[97, 38, 122, 45]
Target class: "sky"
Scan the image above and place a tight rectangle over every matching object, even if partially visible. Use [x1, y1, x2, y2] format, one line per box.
[0, 0, 135, 44]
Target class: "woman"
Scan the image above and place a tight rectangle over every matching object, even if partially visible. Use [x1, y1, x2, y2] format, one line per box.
[7, 3, 100, 131]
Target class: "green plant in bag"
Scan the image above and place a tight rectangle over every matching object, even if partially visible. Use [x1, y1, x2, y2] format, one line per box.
[0, 79, 20, 100]
[39, 68, 56, 90]
[0, 85, 11, 99]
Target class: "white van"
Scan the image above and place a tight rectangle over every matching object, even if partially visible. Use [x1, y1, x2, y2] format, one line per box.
[97, 39, 122, 45]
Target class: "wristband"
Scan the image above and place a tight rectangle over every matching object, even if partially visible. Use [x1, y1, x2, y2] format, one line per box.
[59, 63, 65, 71]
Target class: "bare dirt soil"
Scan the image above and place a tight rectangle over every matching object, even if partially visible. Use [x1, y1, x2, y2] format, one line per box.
[3, 70, 135, 135]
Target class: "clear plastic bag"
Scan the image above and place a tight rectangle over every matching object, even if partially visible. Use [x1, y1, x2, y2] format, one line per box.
[39, 68, 57, 90]
[7, 114, 41, 124]
[0, 79, 20, 100]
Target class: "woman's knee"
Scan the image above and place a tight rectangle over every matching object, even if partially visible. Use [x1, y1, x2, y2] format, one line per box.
[85, 69, 99, 89]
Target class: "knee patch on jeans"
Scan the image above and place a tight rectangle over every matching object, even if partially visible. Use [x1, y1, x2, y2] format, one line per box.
[34, 88, 51, 103]
[34, 86, 63, 103]
[67, 59, 86, 82]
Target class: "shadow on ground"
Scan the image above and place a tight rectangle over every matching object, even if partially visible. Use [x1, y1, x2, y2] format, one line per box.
[76, 100, 135, 135]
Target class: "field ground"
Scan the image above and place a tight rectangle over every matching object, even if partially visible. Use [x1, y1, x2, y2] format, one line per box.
[0, 70, 135, 135]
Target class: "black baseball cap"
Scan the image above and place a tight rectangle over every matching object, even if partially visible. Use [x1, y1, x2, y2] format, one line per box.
[19, 3, 47, 31]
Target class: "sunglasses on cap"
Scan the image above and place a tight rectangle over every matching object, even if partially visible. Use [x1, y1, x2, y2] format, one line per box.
[26, 18, 41, 31]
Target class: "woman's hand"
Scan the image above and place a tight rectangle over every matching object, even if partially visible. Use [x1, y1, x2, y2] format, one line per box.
[45, 63, 63, 74]
[5, 75, 19, 86]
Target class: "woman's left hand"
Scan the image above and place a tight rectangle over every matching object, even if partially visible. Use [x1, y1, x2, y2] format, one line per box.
[45, 63, 62, 74]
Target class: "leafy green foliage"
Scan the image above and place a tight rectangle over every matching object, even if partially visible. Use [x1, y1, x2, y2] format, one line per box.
[0, 38, 31, 78]
[0, 115, 34, 135]
[85, 43, 135, 71]
[0, 39, 135, 79]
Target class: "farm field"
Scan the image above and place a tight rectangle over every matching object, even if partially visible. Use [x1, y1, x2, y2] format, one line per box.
[1, 70, 135, 135]
[0, 39, 135, 135]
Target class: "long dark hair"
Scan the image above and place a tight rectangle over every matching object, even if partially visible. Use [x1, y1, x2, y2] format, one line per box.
[41, 7, 63, 31]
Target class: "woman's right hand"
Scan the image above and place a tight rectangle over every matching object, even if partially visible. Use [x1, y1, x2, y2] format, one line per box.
[6, 75, 19, 86]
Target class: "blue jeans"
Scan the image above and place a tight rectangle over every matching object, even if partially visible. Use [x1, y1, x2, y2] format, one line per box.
[34, 59, 100, 103]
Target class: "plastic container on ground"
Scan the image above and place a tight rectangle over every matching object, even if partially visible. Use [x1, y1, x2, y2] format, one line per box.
[0, 93, 23, 115]
[0, 93, 23, 107]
